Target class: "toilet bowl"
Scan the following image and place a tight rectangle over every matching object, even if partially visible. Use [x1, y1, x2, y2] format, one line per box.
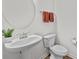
[50, 45, 68, 59]
[43, 33, 68, 59]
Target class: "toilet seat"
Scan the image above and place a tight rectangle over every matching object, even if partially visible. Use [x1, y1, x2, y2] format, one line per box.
[50, 45, 68, 56]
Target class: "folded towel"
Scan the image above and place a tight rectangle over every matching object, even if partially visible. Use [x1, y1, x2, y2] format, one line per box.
[49, 12, 54, 22]
[42, 11, 54, 23]
[43, 11, 50, 23]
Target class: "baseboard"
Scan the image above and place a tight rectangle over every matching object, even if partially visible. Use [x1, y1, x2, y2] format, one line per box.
[67, 54, 77, 59]
[41, 52, 49, 59]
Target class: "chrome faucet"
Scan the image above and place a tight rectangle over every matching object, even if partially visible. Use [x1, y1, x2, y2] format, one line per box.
[19, 33, 28, 39]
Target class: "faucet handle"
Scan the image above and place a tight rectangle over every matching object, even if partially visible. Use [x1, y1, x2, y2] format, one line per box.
[19, 32, 28, 39]
[22, 32, 27, 36]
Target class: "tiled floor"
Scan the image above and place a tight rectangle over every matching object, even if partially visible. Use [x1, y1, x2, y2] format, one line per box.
[45, 55, 72, 59]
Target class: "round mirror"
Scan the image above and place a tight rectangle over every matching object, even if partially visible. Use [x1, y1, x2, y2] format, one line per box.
[3, 0, 35, 29]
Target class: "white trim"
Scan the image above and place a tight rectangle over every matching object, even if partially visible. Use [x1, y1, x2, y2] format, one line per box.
[67, 54, 77, 59]
[41, 52, 49, 59]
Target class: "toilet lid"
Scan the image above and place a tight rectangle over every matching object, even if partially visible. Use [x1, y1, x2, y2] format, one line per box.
[50, 45, 67, 53]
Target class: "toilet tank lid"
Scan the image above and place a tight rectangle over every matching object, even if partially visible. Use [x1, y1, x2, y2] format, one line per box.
[43, 33, 56, 39]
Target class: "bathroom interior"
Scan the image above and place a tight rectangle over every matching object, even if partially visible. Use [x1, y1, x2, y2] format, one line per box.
[2, 0, 77, 59]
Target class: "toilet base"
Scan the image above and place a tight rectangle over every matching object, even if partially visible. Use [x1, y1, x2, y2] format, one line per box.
[50, 54, 63, 59]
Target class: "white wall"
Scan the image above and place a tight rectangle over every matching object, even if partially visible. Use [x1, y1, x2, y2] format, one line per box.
[2, 0, 56, 35]
[2, 0, 56, 59]
[55, 0, 77, 59]
[2, 0, 77, 59]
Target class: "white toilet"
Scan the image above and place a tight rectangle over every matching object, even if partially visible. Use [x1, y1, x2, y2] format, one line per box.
[43, 33, 68, 59]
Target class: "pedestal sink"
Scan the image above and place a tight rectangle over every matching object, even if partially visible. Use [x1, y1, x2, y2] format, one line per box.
[4, 35, 42, 52]
[4, 34, 45, 59]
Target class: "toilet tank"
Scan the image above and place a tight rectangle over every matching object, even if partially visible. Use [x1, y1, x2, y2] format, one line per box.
[43, 33, 56, 48]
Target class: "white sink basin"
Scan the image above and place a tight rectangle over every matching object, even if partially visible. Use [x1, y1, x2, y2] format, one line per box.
[4, 35, 42, 52]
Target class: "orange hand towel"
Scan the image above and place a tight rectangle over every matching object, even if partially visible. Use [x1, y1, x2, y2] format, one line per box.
[43, 11, 50, 23]
[49, 12, 54, 22]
